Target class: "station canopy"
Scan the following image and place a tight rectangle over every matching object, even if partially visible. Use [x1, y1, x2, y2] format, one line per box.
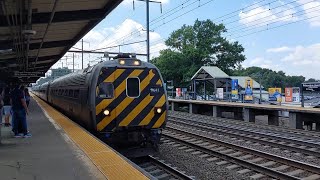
[0, 0, 122, 84]
[191, 66, 231, 88]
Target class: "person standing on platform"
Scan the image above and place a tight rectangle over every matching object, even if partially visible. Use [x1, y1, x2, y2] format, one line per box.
[3, 87, 12, 127]
[11, 85, 31, 138]
[24, 88, 31, 107]
[0, 87, 4, 125]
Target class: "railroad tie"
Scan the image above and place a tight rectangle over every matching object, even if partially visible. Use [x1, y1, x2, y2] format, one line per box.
[302, 174, 320, 180]
[272, 165, 290, 171]
[226, 164, 240, 170]
[216, 161, 228, 165]
[237, 169, 252, 174]
[238, 154, 254, 160]
[286, 169, 305, 176]
[228, 152, 243, 157]
[259, 161, 277, 167]
[247, 157, 264, 163]
[206, 157, 219, 162]
[250, 173, 265, 179]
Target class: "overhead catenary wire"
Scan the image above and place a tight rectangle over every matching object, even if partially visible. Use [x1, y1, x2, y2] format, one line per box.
[211, 0, 267, 21]
[222, 0, 298, 26]
[231, 13, 320, 39]
[227, 4, 320, 37]
[226, 0, 315, 32]
[91, 0, 215, 52]
[94, 0, 315, 59]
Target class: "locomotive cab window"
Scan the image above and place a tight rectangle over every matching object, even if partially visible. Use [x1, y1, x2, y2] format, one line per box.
[126, 77, 140, 97]
[98, 82, 114, 99]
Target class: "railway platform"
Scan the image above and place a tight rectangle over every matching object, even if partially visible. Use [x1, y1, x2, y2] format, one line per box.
[0, 96, 151, 180]
[169, 99, 320, 131]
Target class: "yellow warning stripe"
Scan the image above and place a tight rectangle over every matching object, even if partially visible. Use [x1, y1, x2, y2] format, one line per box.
[32, 95, 149, 180]
[96, 69, 142, 116]
[139, 95, 166, 126]
[156, 79, 162, 85]
[97, 70, 155, 131]
[104, 69, 125, 83]
[119, 95, 154, 126]
[152, 111, 167, 128]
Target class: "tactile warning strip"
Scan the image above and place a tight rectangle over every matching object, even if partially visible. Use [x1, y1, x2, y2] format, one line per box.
[33, 95, 149, 180]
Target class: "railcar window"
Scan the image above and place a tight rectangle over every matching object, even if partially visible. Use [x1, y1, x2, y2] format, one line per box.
[126, 77, 140, 97]
[64, 90, 68, 96]
[69, 90, 74, 97]
[98, 82, 114, 99]
[74, 90, 79, 98]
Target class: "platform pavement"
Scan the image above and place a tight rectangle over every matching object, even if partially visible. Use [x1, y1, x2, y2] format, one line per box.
[0, 98, 106, 180]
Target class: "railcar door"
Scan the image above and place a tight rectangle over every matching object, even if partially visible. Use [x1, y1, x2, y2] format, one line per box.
[117, 68, 165, 128]
[95, 67, 117, 132]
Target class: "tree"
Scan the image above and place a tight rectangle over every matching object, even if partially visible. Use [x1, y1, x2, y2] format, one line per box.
[305, 78, 318, 82]
[232, 66, 306, 89]
[151, 19, 246, 86]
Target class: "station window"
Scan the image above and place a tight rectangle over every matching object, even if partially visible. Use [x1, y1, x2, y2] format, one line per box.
[126, 77, 140, 98]
[98, 82, 114, 99]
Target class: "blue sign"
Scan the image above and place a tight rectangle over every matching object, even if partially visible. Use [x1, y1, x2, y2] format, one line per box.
[231, 79, 239, 100]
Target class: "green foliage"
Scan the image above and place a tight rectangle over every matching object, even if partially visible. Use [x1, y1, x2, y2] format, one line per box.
[232, 66, 306, 89]
[151, 19, 245, 86]
[305, 78, 319, 82]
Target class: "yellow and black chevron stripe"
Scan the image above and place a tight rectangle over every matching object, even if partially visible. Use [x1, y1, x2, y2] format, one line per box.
[95, 67, 166, 132]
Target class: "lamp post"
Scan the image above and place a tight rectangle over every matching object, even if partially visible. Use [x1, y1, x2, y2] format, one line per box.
[167, 80, 174, 98]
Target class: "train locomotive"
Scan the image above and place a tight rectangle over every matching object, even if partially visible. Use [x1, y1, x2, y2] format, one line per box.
[33, 54, 167, 156]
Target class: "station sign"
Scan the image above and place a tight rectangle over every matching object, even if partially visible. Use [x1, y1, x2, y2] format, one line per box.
[13, 71, 45, 77]
[268, 88, 282, 102]
[302, 82, 320, 92]
[167, 85, 174, 89]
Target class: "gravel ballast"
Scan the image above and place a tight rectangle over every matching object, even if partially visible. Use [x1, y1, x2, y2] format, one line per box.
[156, 141, 248, 180]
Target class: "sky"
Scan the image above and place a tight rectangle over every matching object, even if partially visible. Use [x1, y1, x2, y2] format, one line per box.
[52, 0, 320, 79]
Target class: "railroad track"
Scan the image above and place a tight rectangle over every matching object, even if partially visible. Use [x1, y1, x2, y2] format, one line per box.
[132, 155, 193, 180]
[163, 127, 320, 180]
[168, 116, 320, 158]
[169, 111, 320, 140]
[169, 113, 320, 146]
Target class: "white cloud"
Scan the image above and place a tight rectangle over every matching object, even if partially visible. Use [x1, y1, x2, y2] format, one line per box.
[79, 19, 165, 56]
[281, 43, 320, 64]
[266, 46, 293, 53]
[298, 0, 320, 27]
[150, 43, 167, 58]
[244, 43, 320, 79]
[247, 57, 275, 69]
[54, 19, 166, 69]
[239, 3, 298, 27]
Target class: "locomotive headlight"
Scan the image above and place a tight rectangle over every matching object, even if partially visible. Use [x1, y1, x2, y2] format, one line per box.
[133, 60, 140, 66]
[104, 109, 110, 116]
[119, 60, 125, 65]
[156, 108, 162, 114]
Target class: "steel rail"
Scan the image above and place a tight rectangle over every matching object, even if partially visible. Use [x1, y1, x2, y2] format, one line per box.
[165, 127, 320, 176]
[168, 117, 320, 158]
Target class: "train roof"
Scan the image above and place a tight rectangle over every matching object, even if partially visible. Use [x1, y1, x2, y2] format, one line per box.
[50, 58, 159, 87]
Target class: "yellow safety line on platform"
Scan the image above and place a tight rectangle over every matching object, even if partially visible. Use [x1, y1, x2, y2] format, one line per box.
[32, 95, 149, 180]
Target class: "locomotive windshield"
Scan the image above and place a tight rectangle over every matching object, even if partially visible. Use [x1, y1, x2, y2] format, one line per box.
[98, 82, 114, 98]
[126, 77, 140, 97]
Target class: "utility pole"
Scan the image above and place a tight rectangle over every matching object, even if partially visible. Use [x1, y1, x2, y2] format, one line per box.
[259, 73, 262, 104]
[81, 39, 84, 69]
[73, 53, 75, 73]
[146, 0, 150, 62]
[135, 0, 161, 62]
